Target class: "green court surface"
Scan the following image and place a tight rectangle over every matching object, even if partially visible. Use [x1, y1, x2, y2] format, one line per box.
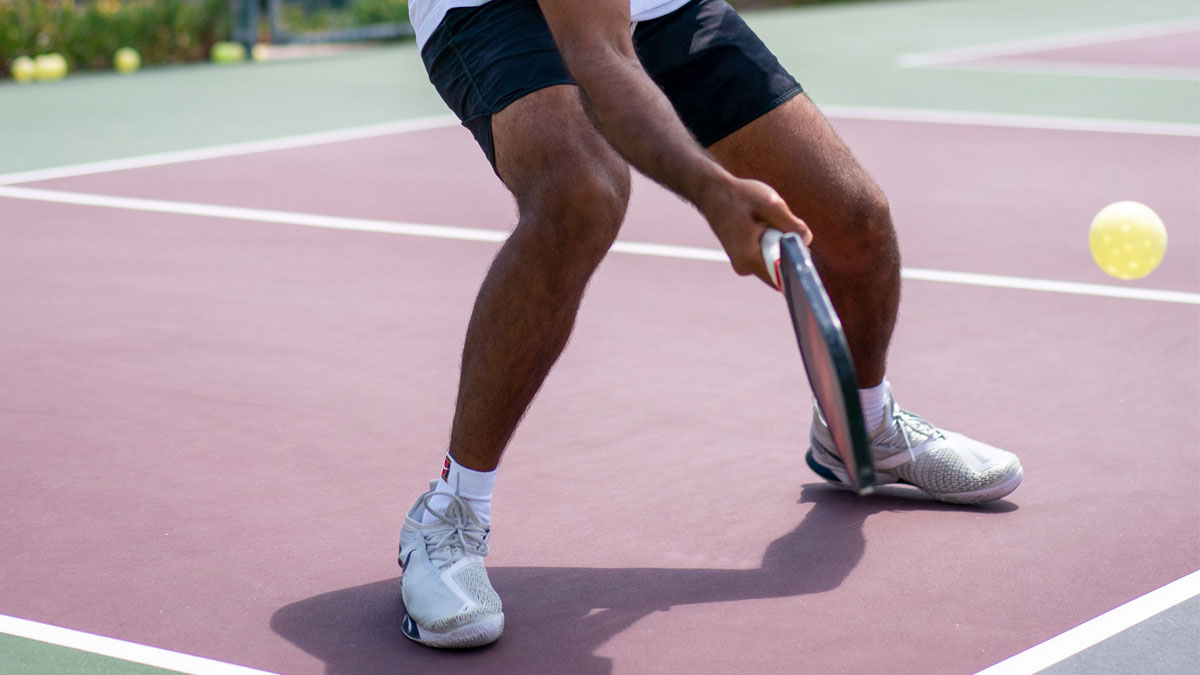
[0, 0, 1196, 672]
[0, 0, 1195, 175]
[0, 634, 180, 675]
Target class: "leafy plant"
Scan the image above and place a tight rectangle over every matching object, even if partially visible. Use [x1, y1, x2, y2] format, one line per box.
[2, 0, 232, 75]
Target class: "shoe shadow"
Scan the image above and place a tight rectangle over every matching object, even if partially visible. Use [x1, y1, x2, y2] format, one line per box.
[270, 485, 1016, 674]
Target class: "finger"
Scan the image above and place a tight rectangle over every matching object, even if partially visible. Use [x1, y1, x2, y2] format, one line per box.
[761, 197, 813, 246]
[729, 240, 777, 288]
[742, 257, 778, 289]
[753, 267, 778, 288]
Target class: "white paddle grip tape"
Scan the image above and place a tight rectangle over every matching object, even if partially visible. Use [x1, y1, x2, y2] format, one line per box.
[761, 228, 784, 289]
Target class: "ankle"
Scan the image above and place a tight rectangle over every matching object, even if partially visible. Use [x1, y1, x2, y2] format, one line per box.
[858, 380, 889, 431]
[423, 454, 497, 526]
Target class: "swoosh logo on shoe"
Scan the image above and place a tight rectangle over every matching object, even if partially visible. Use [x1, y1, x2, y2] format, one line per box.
[401, 613, 420, 639]
[400, 550, 414, 570]
[806, 449, 845, 484]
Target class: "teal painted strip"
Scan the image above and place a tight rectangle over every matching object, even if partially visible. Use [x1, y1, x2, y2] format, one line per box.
[0, 0, 1195, 175]
[0, 633, 181, 675]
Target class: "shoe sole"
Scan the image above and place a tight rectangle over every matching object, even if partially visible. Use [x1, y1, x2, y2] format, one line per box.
[806, 448, 1022, 504]
[401, 612, 504, 649]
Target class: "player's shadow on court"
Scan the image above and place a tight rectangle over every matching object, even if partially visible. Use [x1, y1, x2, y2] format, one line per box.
[271, 485, 1016, 674]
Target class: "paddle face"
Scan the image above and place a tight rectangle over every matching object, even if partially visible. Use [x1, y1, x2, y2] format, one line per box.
[768, 231, 875, 494]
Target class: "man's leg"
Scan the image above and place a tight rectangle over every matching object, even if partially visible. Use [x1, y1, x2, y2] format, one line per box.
[399, 84, 630, 649]
[448, 84, 631, 472]
[630, 0, 895, 385]
[627, 0, 1022, 503]
[708, 97, 1020, 503]
[708, 94, 899, 388]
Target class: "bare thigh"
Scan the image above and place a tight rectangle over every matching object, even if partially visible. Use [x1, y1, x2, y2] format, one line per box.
[709, 93, 900, 385]
[492, 84, 630, 231]
[708, 93, 890, 244]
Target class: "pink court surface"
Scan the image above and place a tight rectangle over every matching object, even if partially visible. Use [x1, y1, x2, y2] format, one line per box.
[901, 19, 1200, 80]
[1, 14, 1199, 670]
[1, 107, 1197, 674]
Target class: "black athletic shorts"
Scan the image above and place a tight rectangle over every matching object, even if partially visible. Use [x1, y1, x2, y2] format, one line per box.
[420, 0, 803, 170]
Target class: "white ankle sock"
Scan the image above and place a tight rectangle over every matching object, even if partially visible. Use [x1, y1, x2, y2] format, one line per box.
[422, 454, 496, 526]
[858, 380, 889, 432]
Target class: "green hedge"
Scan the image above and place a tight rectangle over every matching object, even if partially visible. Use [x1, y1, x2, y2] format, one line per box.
[2, 0, 231, 75]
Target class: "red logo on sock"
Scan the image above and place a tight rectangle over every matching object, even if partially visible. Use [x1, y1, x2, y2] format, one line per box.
[441, 455, 451, 481]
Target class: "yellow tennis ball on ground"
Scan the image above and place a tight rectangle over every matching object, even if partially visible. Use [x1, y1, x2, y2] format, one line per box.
[210, 41, 246, 64]
[34, 53, 68, 81]
[114, 47, 141, 73]
[1089, 201, 1167, 280]
[251, 43, 269, 62]
[10, 56, 36, 83]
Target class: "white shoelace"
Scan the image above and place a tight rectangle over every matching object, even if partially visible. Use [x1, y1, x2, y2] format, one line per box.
[874, 405, 944, 463]
[419, 492, 490, 568]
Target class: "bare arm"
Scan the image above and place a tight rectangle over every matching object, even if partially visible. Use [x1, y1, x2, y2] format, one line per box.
[536, 0, 810, 284]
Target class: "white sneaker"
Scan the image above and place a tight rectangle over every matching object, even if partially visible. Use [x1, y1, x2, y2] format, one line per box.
[806, 387, 1023, 504]
[398, 482, 503, 648]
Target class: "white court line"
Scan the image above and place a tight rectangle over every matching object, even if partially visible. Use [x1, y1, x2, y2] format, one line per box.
[0, 185, 508, 244]
[974, 570, 1200, 674]
[899, 268, 1198, 305]
[0, 613, 279, 675]
[897, 17, 1200, 67]
[1, 185, 1196, 306]
[0, 115, 458, 187]
[821, 105, 1200, 137]
[924, 60, 1199, 82]
[0, 107, 1194, 193]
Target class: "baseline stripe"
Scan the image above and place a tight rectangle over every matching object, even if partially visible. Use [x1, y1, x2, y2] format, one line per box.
[0, 115, 458, 187]
[2, 185, 1196, 306]
[821, 105, 1200, 137]
[0, 185, 508, 244]
[974, 570, 1200, 675]
[0, 105, 1194, 192]
[901, 268, 1199, 305]
[0, 613, 279, 675]
[897, 17, 1200, 67]
[925, 60, 1200, 82]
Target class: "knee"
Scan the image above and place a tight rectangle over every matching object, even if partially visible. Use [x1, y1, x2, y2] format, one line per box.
[518, 157, 630, 266]
[824, 181, 896, 264]
[848, 183, 893, 244]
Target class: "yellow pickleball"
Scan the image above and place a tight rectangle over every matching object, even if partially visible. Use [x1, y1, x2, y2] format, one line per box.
[1088, 201, 1167, 280]
[114, 47, 141, 74]
[10, 56, 36, 83]
[210, 41, 246, 65]
[34, 53, 68, 81]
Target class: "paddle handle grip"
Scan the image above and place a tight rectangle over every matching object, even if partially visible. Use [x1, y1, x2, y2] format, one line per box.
[760, 228, 786, 290]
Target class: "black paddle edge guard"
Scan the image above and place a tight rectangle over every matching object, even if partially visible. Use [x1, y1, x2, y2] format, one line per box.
[779, 235, 875, 495]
